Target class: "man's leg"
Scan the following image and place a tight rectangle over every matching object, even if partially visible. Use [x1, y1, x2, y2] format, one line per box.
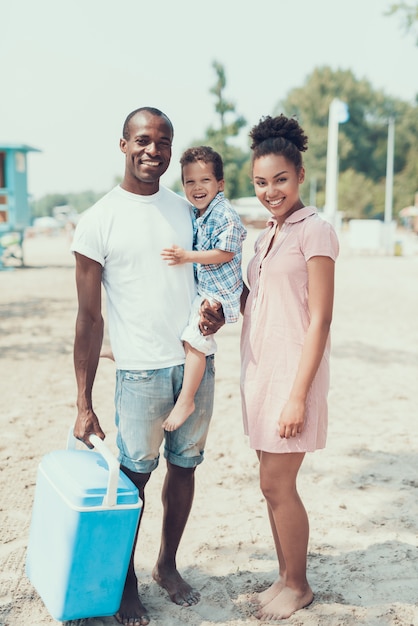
[116, 467, 152, 626]
[152, 462, 200, 606]
[153, 355, 214, 605]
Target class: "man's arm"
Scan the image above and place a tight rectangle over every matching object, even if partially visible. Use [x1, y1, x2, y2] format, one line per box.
[240, 283, 249, 315]
[73, 252, 105, 447]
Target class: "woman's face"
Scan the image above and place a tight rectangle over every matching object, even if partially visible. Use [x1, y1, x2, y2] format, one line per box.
[252, 153, 304, 225]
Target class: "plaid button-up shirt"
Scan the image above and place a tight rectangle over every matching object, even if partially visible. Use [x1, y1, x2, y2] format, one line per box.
[192, 192, 247, 323]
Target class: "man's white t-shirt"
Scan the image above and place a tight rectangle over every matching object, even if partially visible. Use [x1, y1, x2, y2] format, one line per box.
[71, 185, 196, 370]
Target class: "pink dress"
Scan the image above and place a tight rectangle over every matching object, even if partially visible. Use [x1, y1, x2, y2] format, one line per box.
[240, 207, 339, 453]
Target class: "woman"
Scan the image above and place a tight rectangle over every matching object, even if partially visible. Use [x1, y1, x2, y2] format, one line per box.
[240, 114, 339, 620]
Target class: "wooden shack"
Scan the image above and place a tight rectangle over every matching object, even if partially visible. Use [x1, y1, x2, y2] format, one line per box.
[0, 143, 40, 266]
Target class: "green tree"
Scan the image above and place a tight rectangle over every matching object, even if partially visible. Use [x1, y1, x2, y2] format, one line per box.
[275, 66, 418, 217]
[176, 61, 253, 199]
[31, 189, 104, 219]
[337, 169, 381, 220]
[387, 2, 418, 44]
[208, 61, 246, 153]
[31, 193, 69, 219]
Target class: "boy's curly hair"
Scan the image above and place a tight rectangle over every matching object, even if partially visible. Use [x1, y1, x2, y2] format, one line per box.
[180, 146, 224, 182]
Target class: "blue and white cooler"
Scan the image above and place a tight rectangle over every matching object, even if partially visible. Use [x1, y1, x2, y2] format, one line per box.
[26, 433, 142, 622]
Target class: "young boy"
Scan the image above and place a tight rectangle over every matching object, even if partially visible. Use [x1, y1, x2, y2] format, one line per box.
[161, 146, 246, 431]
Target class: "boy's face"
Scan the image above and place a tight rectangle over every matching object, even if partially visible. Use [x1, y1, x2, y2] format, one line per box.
[182, 161, 224, 214]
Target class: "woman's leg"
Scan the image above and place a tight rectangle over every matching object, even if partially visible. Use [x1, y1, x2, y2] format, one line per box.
[255, 501, 287, 606]
[256, 451, 313, 620]
[254, 450, 286, 606]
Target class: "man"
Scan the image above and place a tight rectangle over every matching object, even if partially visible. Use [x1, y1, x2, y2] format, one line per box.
[71, 107, 223, 626]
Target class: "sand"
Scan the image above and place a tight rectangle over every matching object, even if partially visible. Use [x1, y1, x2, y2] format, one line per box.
[1, 226, 417, 626]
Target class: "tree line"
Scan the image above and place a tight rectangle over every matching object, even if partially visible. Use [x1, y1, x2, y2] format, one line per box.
[33, 60, 417, 222]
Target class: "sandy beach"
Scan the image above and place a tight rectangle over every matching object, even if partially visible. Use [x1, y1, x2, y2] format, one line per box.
[1, 226, 417, 626]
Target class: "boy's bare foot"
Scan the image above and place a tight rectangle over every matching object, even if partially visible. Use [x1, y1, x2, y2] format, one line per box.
[152, 564, 200, 606]
[162, 399, 195, 431]
[256, 585, 313, 621]
[115, 575, 149, 626]
[252, 577, 286, 606]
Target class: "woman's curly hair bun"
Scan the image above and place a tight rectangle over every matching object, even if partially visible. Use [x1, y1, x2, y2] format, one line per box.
[250, 114, 308, 152]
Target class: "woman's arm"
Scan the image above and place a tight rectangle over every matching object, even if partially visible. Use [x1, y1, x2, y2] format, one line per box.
[279, 255, 335, 438]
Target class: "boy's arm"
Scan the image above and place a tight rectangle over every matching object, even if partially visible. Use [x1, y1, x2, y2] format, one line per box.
[161, 244, 234, 266]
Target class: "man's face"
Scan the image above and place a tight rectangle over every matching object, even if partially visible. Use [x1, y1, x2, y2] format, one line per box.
[120, 111, 173, 195]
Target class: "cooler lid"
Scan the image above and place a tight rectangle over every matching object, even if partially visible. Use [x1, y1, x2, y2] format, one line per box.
[40, 449, 140, 508]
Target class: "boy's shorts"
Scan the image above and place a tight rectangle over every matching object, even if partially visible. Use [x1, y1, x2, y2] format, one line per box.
[181, 293, 217, 355]
[114, 355, 215, 473]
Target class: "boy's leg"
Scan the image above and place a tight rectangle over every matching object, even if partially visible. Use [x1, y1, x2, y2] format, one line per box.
[163, 342, 206, 431]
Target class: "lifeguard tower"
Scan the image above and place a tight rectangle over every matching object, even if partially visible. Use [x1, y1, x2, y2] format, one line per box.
[0, 143, 41, 268]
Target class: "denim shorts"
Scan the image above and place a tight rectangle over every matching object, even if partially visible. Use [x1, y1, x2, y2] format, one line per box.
[114, 355, 215, 473]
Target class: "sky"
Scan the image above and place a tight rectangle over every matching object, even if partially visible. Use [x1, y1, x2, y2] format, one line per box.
[1, 0, 417, 199]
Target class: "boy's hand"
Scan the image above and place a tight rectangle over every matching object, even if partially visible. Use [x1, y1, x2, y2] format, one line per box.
[161, 244, 188, 265]
[199, 299, 225, 335]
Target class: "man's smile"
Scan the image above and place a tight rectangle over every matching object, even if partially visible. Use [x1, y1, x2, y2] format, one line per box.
[140, 159, 161, 167]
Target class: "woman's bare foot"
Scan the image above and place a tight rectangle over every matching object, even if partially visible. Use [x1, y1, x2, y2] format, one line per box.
[152, 564, 200, 606]
[115, 575, 150, 626]
[252, 577, 286, 607]
[257, 585, 313, 621]
[162, 399, 195, 432]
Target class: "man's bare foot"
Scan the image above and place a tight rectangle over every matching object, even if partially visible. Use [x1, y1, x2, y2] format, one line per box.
[115, 576, 150, 626]
[162, 399, 195, 432]
[252, 577, 286, 606]
[256, 585, 313, 621]
[152, 565, 200, 606]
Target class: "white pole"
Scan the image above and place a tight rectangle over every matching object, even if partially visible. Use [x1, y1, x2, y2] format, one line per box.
[384, 117, 395, 225]
[324, 99, 349, 226]
[384, 117, 395, 254]
[324, 100, 339, 224]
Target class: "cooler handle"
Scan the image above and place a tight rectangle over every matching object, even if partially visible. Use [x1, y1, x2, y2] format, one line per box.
[66, 429, 120, 508]
[88, 434, 120, 508]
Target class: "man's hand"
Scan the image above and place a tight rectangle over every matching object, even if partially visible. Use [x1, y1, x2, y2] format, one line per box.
[199, 299, 225, 336]
[73, 409, 105, 449]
